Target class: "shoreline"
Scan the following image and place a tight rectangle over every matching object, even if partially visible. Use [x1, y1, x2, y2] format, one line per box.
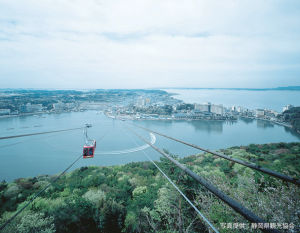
[1, 110, 297, 133]
[240, 116, 293, 128]
[0, 110, 83, 119]
[3, 141, 300, 182]
[1, 105, 299, 136]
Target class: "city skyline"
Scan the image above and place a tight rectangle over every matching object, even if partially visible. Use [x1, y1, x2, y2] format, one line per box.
[0, 0, 300, 89]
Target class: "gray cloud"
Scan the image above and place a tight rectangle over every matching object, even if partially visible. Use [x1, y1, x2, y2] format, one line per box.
[0, 0, 300, 88]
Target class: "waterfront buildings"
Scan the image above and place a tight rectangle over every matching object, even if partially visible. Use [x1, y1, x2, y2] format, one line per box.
[136, 97, 145, 107]
[194, 102, 224, 115]
[0, 109, 11, 115]
[19, 103, 43, 113]
[195, 102, 211, 112]
[211, 104, 224, 115]
[282, 104, 294, 112]
[53, 102, 65, 111]
[256, 109, 265, 118]
[30, 104, 43, 112]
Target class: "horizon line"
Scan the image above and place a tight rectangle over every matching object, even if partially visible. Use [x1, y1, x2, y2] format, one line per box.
[1, 86, 300, 91]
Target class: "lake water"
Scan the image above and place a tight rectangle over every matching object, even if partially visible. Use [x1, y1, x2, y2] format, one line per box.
[165, 89, 300, 112]
[0, 110, 299, 181]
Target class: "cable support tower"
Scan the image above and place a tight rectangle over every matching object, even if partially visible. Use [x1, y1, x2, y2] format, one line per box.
[0, 127, 83, 140]
[127, 126, 280, 233]
[123, 126, 220, 233]
[131, 123, 300, 186]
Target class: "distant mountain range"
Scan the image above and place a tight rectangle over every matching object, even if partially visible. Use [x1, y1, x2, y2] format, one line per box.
[163, 86, 300, 91]
[275, 86, 300, 90]
[1, 86, 300, 91]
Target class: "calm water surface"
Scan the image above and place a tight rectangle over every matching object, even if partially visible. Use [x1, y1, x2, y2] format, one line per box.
[0, 111, 299, 181]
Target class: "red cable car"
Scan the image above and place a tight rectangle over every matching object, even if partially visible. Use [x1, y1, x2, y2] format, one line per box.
[83, 140, 96, 158]
[82, 124, 96, 159]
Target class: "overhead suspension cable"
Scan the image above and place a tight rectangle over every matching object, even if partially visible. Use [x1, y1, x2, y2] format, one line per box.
[0, 127, 83, 140]
[0, 129, 107, 231]
[131, 123, 300, 186]
[127, 126, 280, 233]
[123, 126, 219, 233]
[0, 128, 81, 149]
[0, 154, 82, 231]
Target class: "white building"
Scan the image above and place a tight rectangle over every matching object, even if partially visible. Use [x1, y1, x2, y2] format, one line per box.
[30, 104, 43, 112]
[282, 104, 294, 112]
[53, 102, 65, 111]
[211, 104, 224, 115]
[194, 102, 211, 112]
[194, 102, 223, 115]
[237, 106, 244, 113]
[271, 110, 279, 117]
[65, 102, 76, 109]
[256, 109, 265, 118]
[136, 97, 145, 107]
[25, 103, 32, 112]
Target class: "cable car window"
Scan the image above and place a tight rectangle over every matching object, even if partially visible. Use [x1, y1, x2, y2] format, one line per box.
[84, 148, 88, 156]
[89, 148, 93, 155]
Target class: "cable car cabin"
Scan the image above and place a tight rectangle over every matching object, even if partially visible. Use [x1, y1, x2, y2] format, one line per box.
[83, 140, 96, 158]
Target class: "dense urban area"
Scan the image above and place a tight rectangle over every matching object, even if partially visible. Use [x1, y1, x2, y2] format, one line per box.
[0, 89, 299, 132]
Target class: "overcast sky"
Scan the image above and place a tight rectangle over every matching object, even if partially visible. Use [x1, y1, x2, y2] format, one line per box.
[0, 0, 300, 89]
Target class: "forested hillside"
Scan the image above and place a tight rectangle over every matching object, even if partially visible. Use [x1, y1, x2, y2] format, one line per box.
[0, 142, 299, 233]
[281, 107, 300, 132]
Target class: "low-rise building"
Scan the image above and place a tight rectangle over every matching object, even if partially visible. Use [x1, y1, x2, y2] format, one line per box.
[19, 104, 27, 113]
[19, 103, 43, 113]
[53, 102, 65, 111]
[136, 97, 145, 107]
[256, 109, 265, 118]
[172, 113, 188, 119]
[145, 98, 151, 106]
[11, 110, 19, 115]
[30, 104, 43, 112]
[0, 109, 11, 115]
[282, 104, 294, 112]
[237, 106, 244, 113]
[65, 102, 76, 110]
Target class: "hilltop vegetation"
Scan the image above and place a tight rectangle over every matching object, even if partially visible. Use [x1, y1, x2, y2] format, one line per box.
[0, 142, 299, 233]
[281, 107, 300, 132]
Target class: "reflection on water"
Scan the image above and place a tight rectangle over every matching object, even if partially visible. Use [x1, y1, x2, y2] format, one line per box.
[142, 119, 239, 134]
[283, 126, 300, 139]
[239, 117, 255, 124]
[257, 120, 274, 129]
[187, 120, 224, 133]
[0, 111, 299, 181]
